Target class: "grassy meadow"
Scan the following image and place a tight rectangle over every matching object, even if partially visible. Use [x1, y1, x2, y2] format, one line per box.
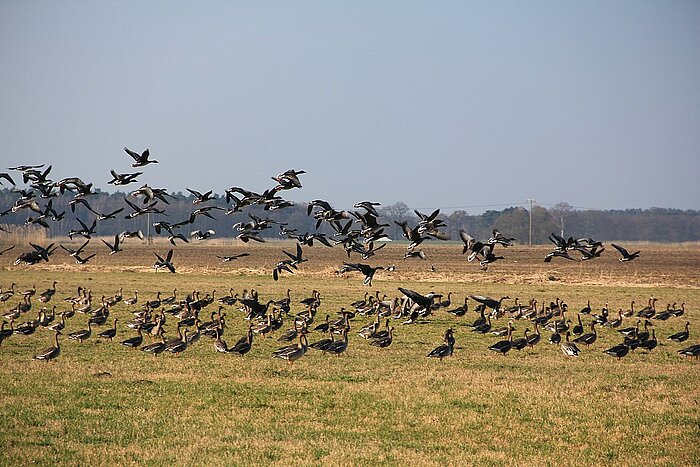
[0, 242, 699, 465]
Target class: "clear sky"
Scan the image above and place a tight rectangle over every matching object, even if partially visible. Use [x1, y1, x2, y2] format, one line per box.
[1, 0, 698, 213]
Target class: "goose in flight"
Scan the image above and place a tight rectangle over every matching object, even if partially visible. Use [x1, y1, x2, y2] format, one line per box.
[470, 295, 510, 312]
[124, 198, 166, 219]
[124, 147, 158, 167]
[478, 244, 505, 270]
[101, 234, 122, 255]
[61, 239, 90, 258]
[395, 220, 429, 251]
[272, 169, 305, 190]
[187, 206, 225, 224]
[186, 188, 215, 205]
[399, 287, 440, 312]
[353, 201, 381, 217]
[349, 241, 386, 260]
[339, 263, 384, 287]
[8, 163, 44, 171]
[22, 165, 52, 185]
[129, 184, 175, 205]
[154, 250, 176, 273]
[190, 230, 216, 241]
[0, 245, 15, 256]
[273, 260, 296, 281]
[611, 243, 640, 262]
[54, 176, 95, 199]
[488, 229, 516, 247]
[403, 250, 427, 260]
[73, 252, 97, 264]
[236, 229, 265, 243]
[108, 170, 142, 186]
[414, 209, 449, 239]
[0, 172, 15, 186]
[40, 199, 64, 221]
[74, 199, 124, 221]
[153, 221, 189, 245]
[281, 229, 334, 248]
[120, 230, 144, 241]
[579, 243, 605, 261]
[459, 230, 486, 261]
[68, 218, 97, 240]
[283, 243, 307, 267]
[544, 250, 576, 263]
[217, 253, 250, 262]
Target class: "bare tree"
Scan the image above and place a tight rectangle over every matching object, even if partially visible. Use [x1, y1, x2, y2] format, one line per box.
[549, 202, 573, 237]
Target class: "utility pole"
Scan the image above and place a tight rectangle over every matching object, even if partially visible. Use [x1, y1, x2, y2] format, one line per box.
[147, 212, 152, 245]
[526, 199, 535, 246]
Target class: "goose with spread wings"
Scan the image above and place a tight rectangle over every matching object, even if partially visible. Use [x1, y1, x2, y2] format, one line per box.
[611, 243, 640, 262]
[340, 263, 384, 287]
[154, 250, 176, 273]
[124, 147, 158, 167]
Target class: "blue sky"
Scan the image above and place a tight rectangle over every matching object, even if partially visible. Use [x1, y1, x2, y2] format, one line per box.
[1, 0, 698, 213]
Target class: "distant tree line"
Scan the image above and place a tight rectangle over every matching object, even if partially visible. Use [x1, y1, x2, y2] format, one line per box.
[1, 189, 698, 244]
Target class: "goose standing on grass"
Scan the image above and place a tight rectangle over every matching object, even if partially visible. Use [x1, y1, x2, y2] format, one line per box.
[33, 331, 61, 361]
[121, 326, 143, 349]
[123, 291, 138, 306]
[166, 329, 189, 356]
[573, 322, 598, 348]
[604, 342, 630, 360]
[428, 328, 455, 361]
[572, 314, 584, 336]
[98, 318, 118, 341]
[230, 324, 254, 355]
[0, 283, 16, 302]
[0, 320, 13, 345]
[671, 302, 685, 317]
[639, 329, 657, 352]
[370, 326, 394, 348]
[310, 328, 336, 351]
[678, 343, 700, 359]
[668, 322, 690, 343]
[446, 297, 469, 317]
[48, 313, 66, 332]
[68, 320, 92, 343]
[326, 327, 350, 356]
[141, 329, 167, 356]
[561, 332, 580, 357]
[488, 323, 514, 356]
[273, 333, 309, 364]
[527, 322, 541, 347]
[511, 329, 530, 351]
[38, 281, 58, 303]
[213, 328, 228, 353]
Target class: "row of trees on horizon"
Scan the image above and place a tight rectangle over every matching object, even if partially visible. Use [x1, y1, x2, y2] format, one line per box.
[1, 189, 698, 244]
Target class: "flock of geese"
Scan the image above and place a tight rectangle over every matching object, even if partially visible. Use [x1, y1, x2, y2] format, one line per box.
[0, 149, 694, 365]
[1, 150, 643, 281]
[0, 280, 696, 364]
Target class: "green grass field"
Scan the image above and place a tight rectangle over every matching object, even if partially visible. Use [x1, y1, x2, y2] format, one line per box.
[1, 243, 699, 465]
